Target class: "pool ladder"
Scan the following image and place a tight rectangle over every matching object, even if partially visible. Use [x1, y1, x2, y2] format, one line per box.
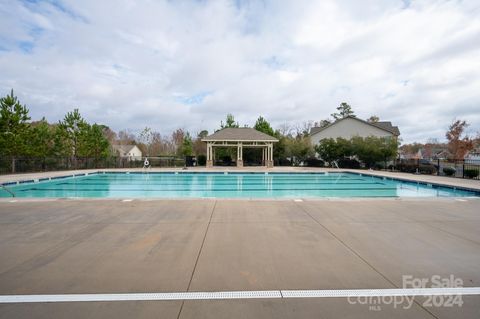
[1, 184, 15, 197]
[332, 161, 340, 169]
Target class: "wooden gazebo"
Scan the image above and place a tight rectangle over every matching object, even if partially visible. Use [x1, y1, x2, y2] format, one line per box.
[202, 128, 278, 167]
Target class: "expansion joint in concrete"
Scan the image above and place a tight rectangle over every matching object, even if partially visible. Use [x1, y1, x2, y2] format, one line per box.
[293, 202, 440, 319]
[176, 200, 217, 319]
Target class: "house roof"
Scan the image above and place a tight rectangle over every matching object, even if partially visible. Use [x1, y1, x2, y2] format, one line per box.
[371, 121, 400, 136]
[310, 126, 324, 135]
[310, 116, 400, 136]
[112, 144, 139, 153]
[202, 128, 278, 142]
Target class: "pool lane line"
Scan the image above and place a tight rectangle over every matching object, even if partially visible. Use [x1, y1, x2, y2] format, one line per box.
[1, 287, 479, 303]
[55, 181, 385, 186]
[17, 187, 401, 192]
[87, 177, 365, 181]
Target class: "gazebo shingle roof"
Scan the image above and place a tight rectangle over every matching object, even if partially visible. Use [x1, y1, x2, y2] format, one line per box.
[202, 128, 278, 142]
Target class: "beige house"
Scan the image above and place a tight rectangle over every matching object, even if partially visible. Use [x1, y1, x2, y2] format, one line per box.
[112, 144, 143, 160]
[310, 116, 400, 146]
[202, 128, 278, 167]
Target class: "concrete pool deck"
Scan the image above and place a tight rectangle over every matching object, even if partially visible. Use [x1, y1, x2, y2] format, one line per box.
[0, 198, 479, 318]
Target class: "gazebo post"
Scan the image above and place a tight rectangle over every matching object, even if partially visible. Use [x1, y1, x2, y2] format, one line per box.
[206, 143, 213, 167]
[266, 143, 273, 168]
[237, 142, 243, 167]
[262, 147, 266, 166]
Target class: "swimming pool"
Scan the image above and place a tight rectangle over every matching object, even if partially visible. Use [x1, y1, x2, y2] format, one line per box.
[1, 172, 478, 198]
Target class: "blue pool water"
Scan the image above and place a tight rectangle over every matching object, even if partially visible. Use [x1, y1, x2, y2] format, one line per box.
[1, 172, 478, 198]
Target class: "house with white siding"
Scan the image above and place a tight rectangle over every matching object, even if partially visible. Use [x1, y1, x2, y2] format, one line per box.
[310, 116, 400, 146]
[112, 145, 143, 160]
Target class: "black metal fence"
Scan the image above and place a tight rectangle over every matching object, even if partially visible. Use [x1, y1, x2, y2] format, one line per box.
[0, 157, 187, 175]
[391, 158, 480, 180]
[2, 156, 479, 180]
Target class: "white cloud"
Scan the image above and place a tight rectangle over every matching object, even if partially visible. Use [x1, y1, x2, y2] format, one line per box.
[0, 0, 479, 142]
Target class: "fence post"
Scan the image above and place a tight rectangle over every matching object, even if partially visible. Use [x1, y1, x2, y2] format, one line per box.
[462, 160, 465, 179]
[437, 159, 440, 176]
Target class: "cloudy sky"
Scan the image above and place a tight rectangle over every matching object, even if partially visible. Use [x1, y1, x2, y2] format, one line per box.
[1, 0, 479, 143]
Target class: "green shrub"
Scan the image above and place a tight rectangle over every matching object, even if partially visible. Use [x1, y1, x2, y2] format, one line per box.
[276, 158, 292, 166]
[220, 155, 233, 166]
[464, 169, 479, 179]
[397, 163, 436, 175]
[314, 136, 398, 168]
[443, 167, 456, 176]
[396, 163, 416, 173]
[337, 158, 360, 169]
[419, 165, 436, 175]
[197, 154, 206, 166]
[304, 158, 324, 167]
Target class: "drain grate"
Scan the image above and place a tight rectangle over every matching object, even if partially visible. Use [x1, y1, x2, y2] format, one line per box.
[281, 287, 480, 298]
[1, 287, 479, 303]
[0, 291, 281, 303]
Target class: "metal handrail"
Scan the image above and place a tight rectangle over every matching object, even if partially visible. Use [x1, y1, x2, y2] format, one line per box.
[332, 160, 340, 169]
[0, 184, 15, 197]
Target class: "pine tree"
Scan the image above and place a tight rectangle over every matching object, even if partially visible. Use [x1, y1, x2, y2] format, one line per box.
[0, 90, 31, 172]
[29, 118, 54, 158]
[80, 124, 110, 160]
[180, 132, 193, 157]
[331, 102, 355, 120]
[254, 116, 275, 137]
[220, 114, 239, 129]
[55, 109, 89, 168]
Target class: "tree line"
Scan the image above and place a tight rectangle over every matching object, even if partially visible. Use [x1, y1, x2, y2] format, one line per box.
[0, 90, 329, 171]
[2, 89, 476, 173]
[0, 90, 398, 171]
[0, 91, 112, 172]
